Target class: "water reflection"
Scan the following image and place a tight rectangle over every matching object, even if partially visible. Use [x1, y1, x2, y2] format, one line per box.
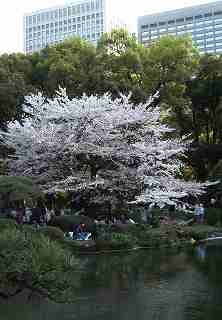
[1, 247, 222, 320]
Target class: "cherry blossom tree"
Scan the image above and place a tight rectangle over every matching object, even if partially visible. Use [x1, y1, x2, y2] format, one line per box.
[0, 89, 212, 207]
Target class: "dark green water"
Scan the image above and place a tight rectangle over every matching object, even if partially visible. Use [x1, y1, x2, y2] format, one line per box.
[1, 246, 222, 320]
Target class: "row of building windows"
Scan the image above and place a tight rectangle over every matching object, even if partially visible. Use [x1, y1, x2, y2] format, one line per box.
[27, 12, 103, 25]
[25, 0, 103, 25]
[26, 18, 103, 32]
[26, 32, 102, 44]
[142, 19, 222, 33]
[145, 25, 222, 35]
[141, 11, 222, 29]
[26, 28, 103, 40]
[143, 38, 222, 49]
[26, 24, 103, 38]
[142, 26, 222, 36]
[143, 33, 222, 40]
[26, 32, 101, 51]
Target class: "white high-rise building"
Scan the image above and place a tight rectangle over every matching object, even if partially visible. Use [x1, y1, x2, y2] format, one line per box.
[24, 0, 106, 54]
[138, 1, 222, 54]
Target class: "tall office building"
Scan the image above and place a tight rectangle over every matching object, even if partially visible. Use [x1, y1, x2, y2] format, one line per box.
[138, 1, 222, 54]
[24, 0, 106, 54]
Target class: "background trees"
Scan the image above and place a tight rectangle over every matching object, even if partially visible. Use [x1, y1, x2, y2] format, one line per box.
[1, 30, 222, 184]
[0, 53, 33, 130]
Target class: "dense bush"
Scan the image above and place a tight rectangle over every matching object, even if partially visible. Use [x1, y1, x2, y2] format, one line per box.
[49, 215, 95, 232]
[205, 208, 221, 226]
[39, 226, 65, 242]
[0, 218, 17, 231]
[184, 225, 221, 240]
[0, 227, 78, 301]
[96, 232, 134, 250]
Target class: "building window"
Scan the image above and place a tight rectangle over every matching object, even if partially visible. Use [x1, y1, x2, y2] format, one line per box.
[214, 11, 222, 16]
[72, 6, 76, 15]
[205, 21, 213, 26]
[176, 18, 184, 23]
[168, 26, 176, 32]
[195, 15, 203, 19]
[168, 20, 175, 24]
[215, 18, 222, 24]
[205, 32, 214, 37]
[195, 21, 204, 26]
[196, 39, 204, 44]
[177, 25, 185, 29]
[205, 13, 212, 18]
[151, 29, 158, 34]
[186, 16, 193, 21]
[150, 23, 157, 28]
[177, 31, 185, 35]
[159, 21, 166, 26]
[206, 43, 214, 47]
[215, 28, 222, 34]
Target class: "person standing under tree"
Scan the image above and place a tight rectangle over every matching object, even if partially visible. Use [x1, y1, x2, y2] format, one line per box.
[194, 203, 201, 223]
[199, 203, 205, 224]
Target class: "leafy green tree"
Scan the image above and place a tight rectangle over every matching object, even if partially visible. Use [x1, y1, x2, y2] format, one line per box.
[0, 176, 42, 209]
[29, 37, 100, 97]
[187, 54, 222, 144]
[185, 54, 222, 180]
[142, 36, 199, 136]
[97, 29, 147, 102]
[0, 53, 33, 129]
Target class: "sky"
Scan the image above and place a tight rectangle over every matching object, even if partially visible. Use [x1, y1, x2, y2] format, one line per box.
[0, 0, 219, 53]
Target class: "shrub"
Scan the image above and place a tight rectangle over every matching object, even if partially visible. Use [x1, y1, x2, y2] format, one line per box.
[39, 226, 65, 242]
[110, 233, 134, 249]
[205, 208, 221, 226]
[0, 227, 78, 301]
[0, 218, 17, 231]
[49, 215, 95, 232]
[96, 232, 134, 250]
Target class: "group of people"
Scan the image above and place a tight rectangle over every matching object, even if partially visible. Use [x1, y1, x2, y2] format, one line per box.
[13, 204, 53, 226]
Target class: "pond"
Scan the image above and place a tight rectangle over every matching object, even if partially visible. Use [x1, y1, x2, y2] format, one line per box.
[1, 245, 222, 320]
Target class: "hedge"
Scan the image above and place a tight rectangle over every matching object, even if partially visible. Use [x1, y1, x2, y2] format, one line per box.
[49, 215, 95, 233]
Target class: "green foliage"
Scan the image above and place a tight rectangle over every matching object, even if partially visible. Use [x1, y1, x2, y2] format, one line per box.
[29, 37, 99, 97]
[109, 232, 133, 248]
[184, 224, 221, 240]
[0, 227, 78, 301]
[1, 31, 221, 183]
[49, 214, 95, 232]
[205, 208, 222, 226]
[0, 175, 42, 208]
[0, 53, 33, 129]
[0, 218, 17, 231]
[39, 226, 65, 242]
[96, 232, 134, 250]
[97, 29, 147, 103]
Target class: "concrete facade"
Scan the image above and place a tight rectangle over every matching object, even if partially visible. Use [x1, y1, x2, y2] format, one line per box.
[138, 1, 222, 54]
[24, 0, 106, 54]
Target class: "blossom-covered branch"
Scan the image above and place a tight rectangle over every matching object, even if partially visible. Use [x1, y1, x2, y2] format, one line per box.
[0, 89, 211, 206]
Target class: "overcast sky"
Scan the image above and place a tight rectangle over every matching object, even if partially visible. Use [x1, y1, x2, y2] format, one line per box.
[0, 0, 218, 53]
